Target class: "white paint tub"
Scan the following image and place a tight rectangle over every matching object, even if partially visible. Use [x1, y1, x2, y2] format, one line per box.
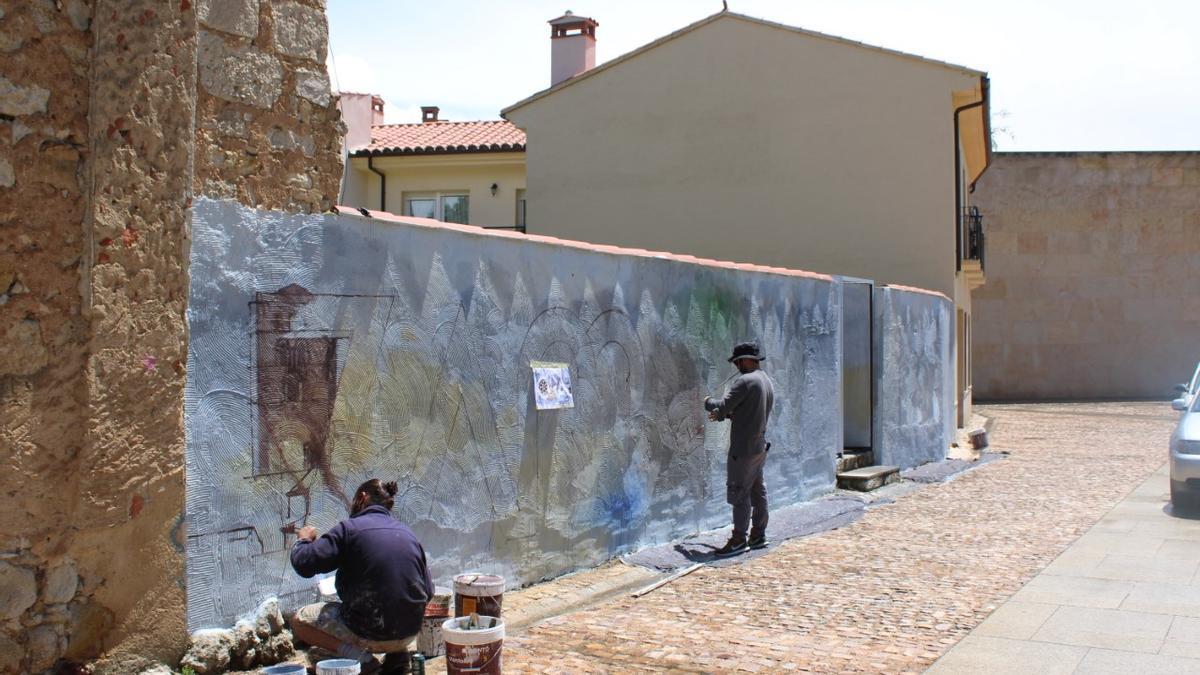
[315, 659, 361, 675]
[442, 615, 504, 674]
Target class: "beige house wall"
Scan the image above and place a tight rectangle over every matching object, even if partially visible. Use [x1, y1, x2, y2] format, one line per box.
[506, 16, 982, 302]
[506, 14, 985, 424]
[345, 153, 526, 227]
[971, 152, 1200, 400]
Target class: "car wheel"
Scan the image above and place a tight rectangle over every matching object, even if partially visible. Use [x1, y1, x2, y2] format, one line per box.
[1172, 481, 1198, 512]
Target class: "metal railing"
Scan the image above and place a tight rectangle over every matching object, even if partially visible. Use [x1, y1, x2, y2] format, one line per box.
[963, 205, 985, 272]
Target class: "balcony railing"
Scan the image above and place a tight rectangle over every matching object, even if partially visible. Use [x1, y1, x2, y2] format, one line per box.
[963, 205, 985, 272]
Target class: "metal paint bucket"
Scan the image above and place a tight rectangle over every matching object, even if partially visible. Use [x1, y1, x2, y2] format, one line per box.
[442, 615, 504, 675]
[453, 574, 504, 618]
[418, 586, 453, 657]
[315, 658, 361, 675]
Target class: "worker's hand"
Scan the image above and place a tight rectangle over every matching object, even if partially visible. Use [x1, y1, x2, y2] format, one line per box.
[708, 410, 719, 421]
[297, 526, 319, 542]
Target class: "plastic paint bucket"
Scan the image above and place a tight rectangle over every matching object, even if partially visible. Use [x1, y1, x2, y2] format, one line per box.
[261, 665, 306, 675]
[441, 615, 504, 675]
[315, 658, 361, 675]
[453, 574, 505, 618]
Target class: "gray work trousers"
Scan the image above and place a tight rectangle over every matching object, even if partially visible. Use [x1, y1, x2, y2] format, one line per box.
[726, 449, 768, 540]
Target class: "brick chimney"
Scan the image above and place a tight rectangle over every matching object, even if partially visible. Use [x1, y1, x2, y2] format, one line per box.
[549, 11, 598, 87]
[421, 106, 441, 123]
[338, 92, 384, 151]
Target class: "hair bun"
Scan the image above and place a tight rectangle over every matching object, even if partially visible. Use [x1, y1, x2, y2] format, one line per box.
[383, 480, 399, 497]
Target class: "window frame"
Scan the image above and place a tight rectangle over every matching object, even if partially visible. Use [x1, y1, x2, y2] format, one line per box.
[403, 191, 470, 224]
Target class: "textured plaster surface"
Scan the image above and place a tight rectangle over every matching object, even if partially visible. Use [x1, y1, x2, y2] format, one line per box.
[972, 152, 1200, 399]
[873, 286, 954, 469]
[185, 198, 843, 630]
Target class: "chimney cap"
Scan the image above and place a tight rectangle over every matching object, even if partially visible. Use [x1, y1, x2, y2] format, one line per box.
[420, 106, 441, 123]
[549, 11, 598, 27]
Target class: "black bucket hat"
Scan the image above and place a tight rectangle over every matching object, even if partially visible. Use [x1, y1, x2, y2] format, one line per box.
[727, 341, 766, 363]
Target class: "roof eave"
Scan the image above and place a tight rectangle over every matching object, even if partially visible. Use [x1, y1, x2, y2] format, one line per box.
[503, 11, 986, 118]
[350, 145, 527, 158]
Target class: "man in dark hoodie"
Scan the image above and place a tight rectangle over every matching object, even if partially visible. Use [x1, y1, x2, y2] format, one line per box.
[290, 478, 433, 671]
[705, 341, 774, 558]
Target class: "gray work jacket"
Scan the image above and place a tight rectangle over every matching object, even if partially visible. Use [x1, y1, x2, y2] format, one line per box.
[706, 369, 774, 457]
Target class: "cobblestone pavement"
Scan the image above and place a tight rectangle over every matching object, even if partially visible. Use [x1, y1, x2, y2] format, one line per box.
[471, 402, 1178, 673]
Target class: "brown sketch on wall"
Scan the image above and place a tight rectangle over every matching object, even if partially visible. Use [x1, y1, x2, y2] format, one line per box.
[253, 284, 350, 539]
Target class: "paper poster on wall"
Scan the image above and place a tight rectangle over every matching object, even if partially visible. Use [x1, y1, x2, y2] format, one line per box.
[531, 361, 574, 410]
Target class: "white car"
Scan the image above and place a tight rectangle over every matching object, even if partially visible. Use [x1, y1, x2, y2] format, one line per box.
[1175, 361, 1200, 411]
[1170, 393, 1200, 509]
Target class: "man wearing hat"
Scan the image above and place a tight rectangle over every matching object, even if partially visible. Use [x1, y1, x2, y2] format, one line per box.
[705, 341, 775, 557]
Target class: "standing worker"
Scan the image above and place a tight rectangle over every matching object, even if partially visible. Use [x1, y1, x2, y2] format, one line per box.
[705, 342, 774, 558]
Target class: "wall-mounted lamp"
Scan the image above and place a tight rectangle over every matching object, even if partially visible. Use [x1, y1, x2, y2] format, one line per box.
[490, 183, 498, 196]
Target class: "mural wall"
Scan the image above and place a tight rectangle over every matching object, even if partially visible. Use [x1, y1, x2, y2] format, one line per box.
[185, 198, 843, 630]
[872, 286, 955, 469]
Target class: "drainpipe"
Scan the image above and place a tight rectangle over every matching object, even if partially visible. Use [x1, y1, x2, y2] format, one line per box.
[366, 155, 386, 212]
[953, 75, 988, 272]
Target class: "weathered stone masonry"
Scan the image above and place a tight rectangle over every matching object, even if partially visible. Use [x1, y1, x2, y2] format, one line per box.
[0, 0, 343, 671]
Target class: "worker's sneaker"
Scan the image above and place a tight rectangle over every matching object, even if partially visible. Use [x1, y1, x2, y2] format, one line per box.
[713, 536, 749, 558]
[747, 533, 768, 550]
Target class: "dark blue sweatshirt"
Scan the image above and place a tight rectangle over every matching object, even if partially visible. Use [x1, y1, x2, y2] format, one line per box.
[290, 505, 434, 641]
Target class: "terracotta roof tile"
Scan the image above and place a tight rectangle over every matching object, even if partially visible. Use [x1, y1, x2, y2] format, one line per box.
[353, 120, 526, 157]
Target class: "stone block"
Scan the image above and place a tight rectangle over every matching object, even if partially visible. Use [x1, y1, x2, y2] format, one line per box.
[270, 1, 327, 63]
[295, 67, 331, 106]
[0, 75, 50, 116]
[197, 0, 260, 39]
[0, 561, 37, 621]
[0, 319, 48, 377]
[0, 634, 19, 673]
[65, 0, 91, 31]
[1016, 232, 1046, 254]
[0, 158, 12, 188]
[198, 31, 283, 109]
[28, 624, 64, 672]
[1153, 167, 1184, 187]
[43, 559, 78, 605]
[267, 127, 314, 156]
[0, 29, 24, 53]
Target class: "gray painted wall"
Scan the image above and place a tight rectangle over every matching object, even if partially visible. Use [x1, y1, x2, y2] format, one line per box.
[184, 199, 845, 630]
[873, 286, 955, 469]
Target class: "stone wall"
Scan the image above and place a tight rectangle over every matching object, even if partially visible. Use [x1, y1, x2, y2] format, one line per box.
[194, 0, 342, 211]
[972, 152, 1200, 400]
[0, 3, 93, 673]
[0, 0, 343, 671]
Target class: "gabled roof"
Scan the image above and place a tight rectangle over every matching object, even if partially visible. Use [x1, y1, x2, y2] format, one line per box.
[504, 11, 985, 116]
[351, 120, 526, 157]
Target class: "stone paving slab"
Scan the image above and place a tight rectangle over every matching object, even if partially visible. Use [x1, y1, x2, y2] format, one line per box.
[931, 452, 1200, 673]
[476, 401, 1177, 672]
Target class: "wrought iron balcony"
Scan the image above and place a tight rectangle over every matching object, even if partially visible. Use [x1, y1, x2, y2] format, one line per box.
[963, 205, 984, 272]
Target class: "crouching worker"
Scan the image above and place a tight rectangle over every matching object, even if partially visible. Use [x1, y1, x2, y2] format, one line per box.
[290, 478, 434, 673]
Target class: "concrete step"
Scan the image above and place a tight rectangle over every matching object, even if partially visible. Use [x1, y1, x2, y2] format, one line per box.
[836, 449, 874, 473]
[837, 465, 900, 492]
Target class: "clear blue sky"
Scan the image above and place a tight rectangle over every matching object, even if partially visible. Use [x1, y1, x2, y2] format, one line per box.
[326, 1, 1199, 151]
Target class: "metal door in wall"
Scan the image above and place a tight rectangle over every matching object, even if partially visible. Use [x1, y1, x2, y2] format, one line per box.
[842, 279, 873, 449]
